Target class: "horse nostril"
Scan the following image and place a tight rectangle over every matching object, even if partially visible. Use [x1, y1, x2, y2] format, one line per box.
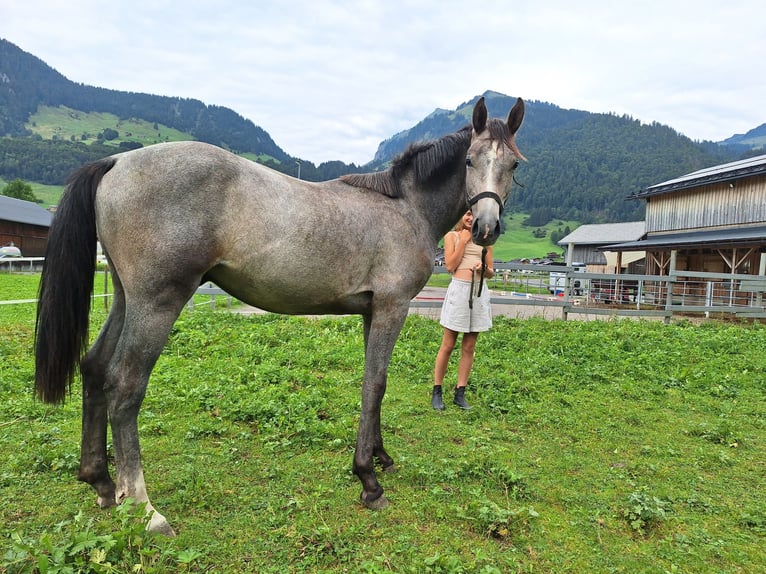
[470, 217, 501, 245]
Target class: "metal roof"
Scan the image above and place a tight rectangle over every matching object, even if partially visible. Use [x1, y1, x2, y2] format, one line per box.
[557, 221, 645, 246]
[631, 154, 766, 199]
[0, 195, 53, 227]
[603, 224, 766, 252]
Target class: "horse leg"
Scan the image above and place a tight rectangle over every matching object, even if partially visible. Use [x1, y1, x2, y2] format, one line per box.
[353, 304, 408, 509]
[78, 276, 126, 508]
[104, 292, 191, 536]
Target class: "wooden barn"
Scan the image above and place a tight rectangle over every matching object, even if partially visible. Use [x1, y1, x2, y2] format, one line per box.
[558, 221, 646, 273]
[0, 195, 53, 257]
[607, 154, 766, 276]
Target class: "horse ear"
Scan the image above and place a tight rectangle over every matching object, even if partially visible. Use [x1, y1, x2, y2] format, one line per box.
[472, 96, 488, 134]
[507, 98, 525, 135]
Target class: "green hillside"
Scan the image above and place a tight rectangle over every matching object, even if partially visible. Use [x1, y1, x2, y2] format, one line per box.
[0, 177, 62, 209]
[494, 213, 576, 260]
[26, 105, 192, 148]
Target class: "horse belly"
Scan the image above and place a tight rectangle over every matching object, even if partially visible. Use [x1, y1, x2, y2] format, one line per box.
[207, 265, 373, 316]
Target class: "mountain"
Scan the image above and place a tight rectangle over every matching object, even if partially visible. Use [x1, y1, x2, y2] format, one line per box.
[720, 123, 766, 151]
[0, 39, 757, 223]
[370, 91, 743, 222]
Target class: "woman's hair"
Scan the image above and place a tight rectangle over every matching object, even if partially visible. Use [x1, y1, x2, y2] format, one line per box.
[453, 211, 470, 231]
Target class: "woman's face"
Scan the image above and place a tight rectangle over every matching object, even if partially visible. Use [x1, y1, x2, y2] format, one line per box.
[461, 211, 473, 229]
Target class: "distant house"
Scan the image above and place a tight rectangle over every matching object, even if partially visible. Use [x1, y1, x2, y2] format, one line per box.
[558, 221, 645, 273]
[607, 154, 766, 276]
[0, 195, 53, 257]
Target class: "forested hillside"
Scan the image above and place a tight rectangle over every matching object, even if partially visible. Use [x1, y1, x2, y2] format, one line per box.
[371, 92, 741, 222]
[0, 39, 754, 222]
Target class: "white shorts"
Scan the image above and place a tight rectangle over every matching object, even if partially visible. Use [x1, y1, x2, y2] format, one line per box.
[439, 278, 493, 333]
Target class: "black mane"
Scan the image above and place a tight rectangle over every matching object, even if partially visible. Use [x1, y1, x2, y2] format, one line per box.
[341, 126, 472, 198]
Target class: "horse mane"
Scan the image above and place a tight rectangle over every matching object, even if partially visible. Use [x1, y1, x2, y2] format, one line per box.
[341, 126, 472, 198]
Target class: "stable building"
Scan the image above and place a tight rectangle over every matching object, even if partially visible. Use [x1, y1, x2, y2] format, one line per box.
[558, 221, 646, 273]
[607, 154, 766, 276]
[0, 195, 53, 257]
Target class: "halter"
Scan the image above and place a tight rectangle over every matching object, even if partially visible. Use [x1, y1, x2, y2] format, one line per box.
[466, 191, 503, 303]
[466, 190, 505, 214]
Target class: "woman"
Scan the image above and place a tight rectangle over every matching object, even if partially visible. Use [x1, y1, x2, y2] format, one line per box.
[432, 211, 494, 410]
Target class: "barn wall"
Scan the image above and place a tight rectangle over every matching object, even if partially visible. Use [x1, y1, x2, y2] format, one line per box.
[0, 220, 49, 257]
[570, 245, 607, 265]
[645, 175, 766, 233]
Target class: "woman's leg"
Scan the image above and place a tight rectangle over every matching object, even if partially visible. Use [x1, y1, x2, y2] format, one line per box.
[457, 332, 479, 387]
[454, 332, 479, 409]
[434, 328, 459, 386]
[433, 328, 458, 410]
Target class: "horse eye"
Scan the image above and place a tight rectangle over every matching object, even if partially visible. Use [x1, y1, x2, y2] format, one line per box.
[512, 160, 520, 170]
[465, 157, 473, 168]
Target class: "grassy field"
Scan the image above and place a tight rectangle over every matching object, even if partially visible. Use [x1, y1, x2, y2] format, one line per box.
[494, 213, 577, 261]
[1, 272, 764, 573]
[25, 106, 193, 149]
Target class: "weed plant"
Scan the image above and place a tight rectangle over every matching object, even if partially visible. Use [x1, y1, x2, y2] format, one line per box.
[1, 273, 765, 572]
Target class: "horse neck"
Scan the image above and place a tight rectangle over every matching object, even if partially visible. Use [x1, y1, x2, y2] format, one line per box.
[406, 168, 468, 244]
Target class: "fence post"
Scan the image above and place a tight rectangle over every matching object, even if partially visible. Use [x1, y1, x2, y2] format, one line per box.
[664, 250, 677, 324]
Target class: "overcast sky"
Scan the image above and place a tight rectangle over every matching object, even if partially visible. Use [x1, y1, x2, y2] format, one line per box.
[2, 1, 764, 165]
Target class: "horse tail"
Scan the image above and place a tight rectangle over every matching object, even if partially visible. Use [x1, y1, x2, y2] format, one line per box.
[35, 157, 117, 404]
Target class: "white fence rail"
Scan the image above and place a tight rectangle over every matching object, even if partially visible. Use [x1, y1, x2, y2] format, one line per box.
[0, 257, 44, 272]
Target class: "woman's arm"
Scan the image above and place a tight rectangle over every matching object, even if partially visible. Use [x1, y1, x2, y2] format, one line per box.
[483, 245, 495, 279]
[445, 230, 470, 273]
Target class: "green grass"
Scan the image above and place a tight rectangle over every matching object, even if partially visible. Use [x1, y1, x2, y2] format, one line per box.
[493, 213, 578, 261]
[1, 272, 765, 572]
[0, 178, 63, 210]
[25, 105, 192, 149]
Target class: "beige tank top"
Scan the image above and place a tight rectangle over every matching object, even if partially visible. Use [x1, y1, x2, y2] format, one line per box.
[452, 232, 484, 271]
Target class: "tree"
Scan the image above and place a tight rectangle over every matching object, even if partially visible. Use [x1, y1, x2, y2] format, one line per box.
[1, 178, 38, 202]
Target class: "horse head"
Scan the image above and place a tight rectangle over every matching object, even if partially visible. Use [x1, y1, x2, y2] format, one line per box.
[465, 96, 525, 246]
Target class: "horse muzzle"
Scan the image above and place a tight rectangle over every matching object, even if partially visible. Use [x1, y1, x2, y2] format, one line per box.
[471, 215, 501, 246]
[468, 191, 504, 246]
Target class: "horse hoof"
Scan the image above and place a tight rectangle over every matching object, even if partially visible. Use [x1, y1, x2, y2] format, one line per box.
[363, 493, 389, 511]
[147, 511, 176, 537]
[96, 495, 116, 509]
[382, 463, 397, 474]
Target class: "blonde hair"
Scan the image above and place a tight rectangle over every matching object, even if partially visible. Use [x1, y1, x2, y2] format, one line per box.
[453, 211, 471, 231]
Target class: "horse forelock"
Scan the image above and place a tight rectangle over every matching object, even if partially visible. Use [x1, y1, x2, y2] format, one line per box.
[486, 118, 526, 161]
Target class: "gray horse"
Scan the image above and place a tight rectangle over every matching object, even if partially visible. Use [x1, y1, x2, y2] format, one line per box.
[35, 96, 525, 535]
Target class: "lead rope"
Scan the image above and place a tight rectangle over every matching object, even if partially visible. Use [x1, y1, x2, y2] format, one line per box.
[476, 246, 488, 298]
[469, 267, 475, 309]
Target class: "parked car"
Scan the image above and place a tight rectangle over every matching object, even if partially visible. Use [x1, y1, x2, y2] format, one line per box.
[0, 243, 22, 258]
[547, 262, 586, 295]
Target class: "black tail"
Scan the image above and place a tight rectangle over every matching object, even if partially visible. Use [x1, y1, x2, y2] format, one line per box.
[34, 158, 117, 403]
